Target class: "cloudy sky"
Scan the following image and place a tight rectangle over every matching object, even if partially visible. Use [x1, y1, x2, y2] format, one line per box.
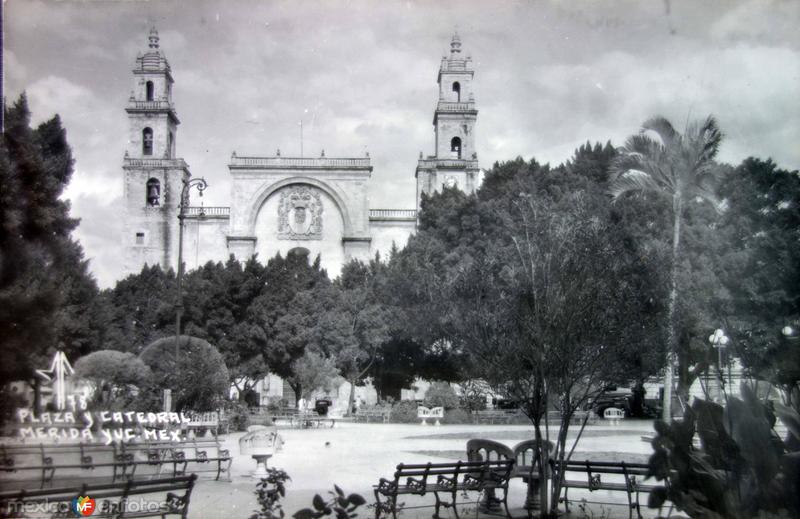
[5, 0, 799, 287]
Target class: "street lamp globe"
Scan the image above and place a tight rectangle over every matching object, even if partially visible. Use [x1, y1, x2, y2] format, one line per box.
[709, 328, 729, 347]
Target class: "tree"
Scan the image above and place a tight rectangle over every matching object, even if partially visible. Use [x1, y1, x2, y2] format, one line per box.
[139, 335, 229, 412]
[181, 256, 270, 400]
[326, 261, 393, 415]
[99, 264, 175, 353]
[73, 350, 152, 408]
[287, 351, 341, 406]
[609, 115, 724, 421]
[423, 381, 459, 410]
[391, 155, 660, 515]
[448, 190, 655, 516]
[0, 95, 99, 410]
[270, 284, 332, 405]
[714, 158, 800, 411]
[250, 250, 329, 404]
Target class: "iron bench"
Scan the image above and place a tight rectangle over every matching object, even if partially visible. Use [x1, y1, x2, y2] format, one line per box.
[0, 474, 196, 518]
[354, 409, 391, 423]
[551, 459, 655, 519]
[119, 439, 232, 481]
[373, 459, 514, 519]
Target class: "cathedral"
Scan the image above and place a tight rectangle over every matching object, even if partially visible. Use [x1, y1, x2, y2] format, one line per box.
[122, 29, 480, 276]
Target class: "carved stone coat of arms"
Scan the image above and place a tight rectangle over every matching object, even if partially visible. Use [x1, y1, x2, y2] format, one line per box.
[277, 186, 323, 240]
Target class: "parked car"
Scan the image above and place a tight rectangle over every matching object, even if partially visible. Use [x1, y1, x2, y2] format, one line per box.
[592, 387, 634, 417]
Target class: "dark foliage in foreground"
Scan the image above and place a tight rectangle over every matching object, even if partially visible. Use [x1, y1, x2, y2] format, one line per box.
[249, 468, 366, 519]
[648, 385, 800, 518]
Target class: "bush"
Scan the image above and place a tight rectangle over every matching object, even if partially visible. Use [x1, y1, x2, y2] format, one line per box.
[443, 408, 471, 424]
[74, 350, 152, 408]
[267, 397, 293, 413]
[222, 400, 250, 432]
[0, 386, 28, 430]
[460, 393, 487, 412]
[390, 400, 419, 423]
[139, 335, 229, 412]
[423, 381, 459, 410]
[648, 386, 800, 518]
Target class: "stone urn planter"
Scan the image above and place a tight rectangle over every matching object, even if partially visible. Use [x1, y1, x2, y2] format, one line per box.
[239, 425, 283, 478]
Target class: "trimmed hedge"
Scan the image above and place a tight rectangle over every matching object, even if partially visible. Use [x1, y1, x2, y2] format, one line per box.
[390, 400, 419, 423]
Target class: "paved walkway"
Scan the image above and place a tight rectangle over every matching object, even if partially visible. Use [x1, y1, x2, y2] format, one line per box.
[189, 420, 664, 518]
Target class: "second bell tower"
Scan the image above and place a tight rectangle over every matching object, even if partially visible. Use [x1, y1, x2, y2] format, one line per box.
[416, 31, 480, 212]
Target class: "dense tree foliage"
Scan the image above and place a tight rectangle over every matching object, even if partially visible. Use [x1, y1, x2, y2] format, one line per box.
[181, 256, 270, 399]
[713, 158, 800, 411]
[460, 171, 659, 515]
[0, 95, 99, 410]
[139, 335, 229, 412]
[98, 265, 175, 353]
[288, 350, 340, 404]
[73, 350, 152, 408]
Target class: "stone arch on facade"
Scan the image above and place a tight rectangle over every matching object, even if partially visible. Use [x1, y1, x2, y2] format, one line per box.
[246, 176, 353, 237]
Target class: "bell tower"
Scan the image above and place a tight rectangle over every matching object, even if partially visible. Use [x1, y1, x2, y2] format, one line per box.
[416, 31, 479, 212]
[122, 28, 190, 275]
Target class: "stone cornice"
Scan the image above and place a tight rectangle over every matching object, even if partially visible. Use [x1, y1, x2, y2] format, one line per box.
[229, 156, 373, 172]
[123, 157, 190, 171]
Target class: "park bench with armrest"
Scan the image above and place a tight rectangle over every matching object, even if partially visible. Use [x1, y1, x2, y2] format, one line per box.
[550, 459, 654, 519]
[290, 412, 336, 429]
[471, 410, 525, 425]
[0, 443, 124, 488]
[121, 439, 232, 481]
[183, 412, 221, 438]
[0, 474, 197, 518]
[0, 442, 171, 487]
[355, 408, 391, 423]
[0, 440, 231, 488]
[266, 407, 299, 425]
[373, 459, 514, 519]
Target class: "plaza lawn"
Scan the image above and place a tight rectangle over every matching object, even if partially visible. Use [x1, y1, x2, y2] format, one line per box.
[189, 420, 662, 518]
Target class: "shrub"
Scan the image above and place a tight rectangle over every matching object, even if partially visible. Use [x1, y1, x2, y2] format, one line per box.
[248, 467, 366, 519]
[139, 335, 229, 412]
[390, 400, 419, 423]
[0, 387, 28, 430]
[443, 408, 471, 424]
[74, 350, 152, 408]
[460, 393, 487, 412]
[423, 381, 459, 410]
[223, 400, 251, 432]
[267, 398, 293, 413]
[648, 386, 800, 518]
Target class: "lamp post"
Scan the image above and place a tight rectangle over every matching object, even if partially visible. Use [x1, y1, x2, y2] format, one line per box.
[174, 177, 208, 369]
[708, 328, 730, 401]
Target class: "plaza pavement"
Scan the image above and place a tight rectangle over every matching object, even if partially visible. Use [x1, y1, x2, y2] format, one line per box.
[190, 420, 665, 519]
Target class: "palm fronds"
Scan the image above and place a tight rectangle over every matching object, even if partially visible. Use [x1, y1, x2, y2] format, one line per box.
[609, 114, 723, 206]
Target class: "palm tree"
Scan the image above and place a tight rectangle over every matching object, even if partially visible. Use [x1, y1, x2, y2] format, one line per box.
[609, 115, 723, 421]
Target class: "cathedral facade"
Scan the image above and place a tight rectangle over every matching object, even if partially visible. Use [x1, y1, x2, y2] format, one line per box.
[122, 29, 479, 277]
